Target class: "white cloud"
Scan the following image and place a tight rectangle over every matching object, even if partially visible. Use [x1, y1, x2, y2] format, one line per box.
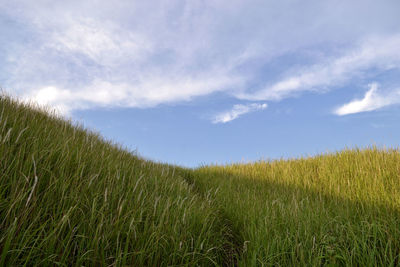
[49, 18, 152, 66]
[1, 0, 400, 117]
[24, 86, 74, 115]
[212, 103, 267, 124]
[24, 73, 243, 115]
[1, 1, 256, 113]
[334, 83, 400, 115]
[237, 35, 400, 101]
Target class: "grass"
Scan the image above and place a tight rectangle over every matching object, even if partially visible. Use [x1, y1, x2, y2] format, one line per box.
[1, 95, 400, 266]
[190, 150, 400, 266]
[0, 96, 231, 266]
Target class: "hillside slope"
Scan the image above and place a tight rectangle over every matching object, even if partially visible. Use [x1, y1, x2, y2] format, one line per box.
[193, 149, 400, 265]
[0, 96, 232, 266]
[1, 95, 400, 266]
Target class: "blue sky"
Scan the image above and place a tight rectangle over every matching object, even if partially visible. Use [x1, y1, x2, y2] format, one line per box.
[1, 0, 400, 167]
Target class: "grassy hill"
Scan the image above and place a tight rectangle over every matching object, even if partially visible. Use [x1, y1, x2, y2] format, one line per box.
[1, 95, 400, 266]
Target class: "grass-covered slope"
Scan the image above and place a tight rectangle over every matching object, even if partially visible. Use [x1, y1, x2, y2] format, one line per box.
[193, 149, 400, 266]
[0, 96, 231, 266]
[2, 95, 400, 266]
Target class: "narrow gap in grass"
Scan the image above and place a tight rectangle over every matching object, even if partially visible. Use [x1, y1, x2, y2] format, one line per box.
[179, 169, 245, 266]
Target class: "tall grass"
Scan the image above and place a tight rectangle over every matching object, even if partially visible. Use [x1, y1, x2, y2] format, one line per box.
[0, 96, 230, 266]
[1, 95, 400, 266]
[192, 149, 400, 266]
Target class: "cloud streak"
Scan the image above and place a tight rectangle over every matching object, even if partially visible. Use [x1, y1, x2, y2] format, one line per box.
[237, 35, 400, 102]
[212, 103, 267, 124]
[334, 83, 400, 115]
[24, 74, 242, 115]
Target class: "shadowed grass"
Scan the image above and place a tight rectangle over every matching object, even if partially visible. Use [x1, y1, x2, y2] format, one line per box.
[0, 96, 229, 266]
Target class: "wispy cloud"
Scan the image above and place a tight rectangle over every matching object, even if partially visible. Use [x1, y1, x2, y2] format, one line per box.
[237, 35, 400, 102]
[23, 74, 242, 115]
[1, 0, 400, 117]
[334, 83, 400, 116]
[1, 1, 249, 113]
[49, 18, 152, 66]
[212, 103, 267, 124]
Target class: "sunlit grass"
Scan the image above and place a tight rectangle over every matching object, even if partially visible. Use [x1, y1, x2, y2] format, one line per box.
[1, 94, 400, 266]
[192, 148, 400, 265]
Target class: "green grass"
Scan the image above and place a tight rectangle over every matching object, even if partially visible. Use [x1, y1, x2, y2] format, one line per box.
[191, 150, 400, 266]
[1, 95, 400, 266]
[0, 96, 231, 266]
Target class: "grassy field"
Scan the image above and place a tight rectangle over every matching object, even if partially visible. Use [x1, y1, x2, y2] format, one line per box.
[1, 95, 400, 266]
[190, 149, 400, 266]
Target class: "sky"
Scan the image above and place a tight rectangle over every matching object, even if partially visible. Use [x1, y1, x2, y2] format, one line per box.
[1, 0, 400, 167]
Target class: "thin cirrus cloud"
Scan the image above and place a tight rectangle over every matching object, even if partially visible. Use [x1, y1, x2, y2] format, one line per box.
[212, 103, 267, 124]
[334, 83, 400, 116]
[236, 35, 400, 102]
[1, 0, 400, 119]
